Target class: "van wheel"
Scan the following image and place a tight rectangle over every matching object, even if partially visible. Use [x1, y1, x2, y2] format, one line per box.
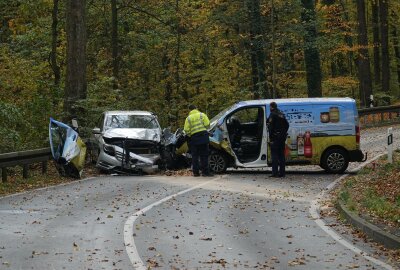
[209, 151, 228, 174]
[321, 149, 349, 174]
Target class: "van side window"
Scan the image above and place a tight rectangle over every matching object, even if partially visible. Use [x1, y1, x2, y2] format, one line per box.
[231, 108, 259, 123]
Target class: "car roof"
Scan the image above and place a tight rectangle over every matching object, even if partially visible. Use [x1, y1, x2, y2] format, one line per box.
[103, 111, 155, 116]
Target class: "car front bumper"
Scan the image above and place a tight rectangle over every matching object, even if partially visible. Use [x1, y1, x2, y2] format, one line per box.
[97, 145, 160, 174]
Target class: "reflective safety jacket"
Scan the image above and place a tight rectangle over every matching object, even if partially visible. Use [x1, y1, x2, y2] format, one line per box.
[184, 109, 210, 137]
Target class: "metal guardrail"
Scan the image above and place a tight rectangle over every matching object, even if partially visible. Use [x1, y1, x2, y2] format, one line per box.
[0, 148, 51, 182]
[358, 105, 400, 127]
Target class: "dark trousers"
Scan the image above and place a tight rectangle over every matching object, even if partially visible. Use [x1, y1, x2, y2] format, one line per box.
[271, 142, 285, 176]
[190, 143, 209, 175]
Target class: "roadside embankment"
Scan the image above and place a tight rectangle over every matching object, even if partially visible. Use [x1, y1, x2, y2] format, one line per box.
[337, 151, 400, 249]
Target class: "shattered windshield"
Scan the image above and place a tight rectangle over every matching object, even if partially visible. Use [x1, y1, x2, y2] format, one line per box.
[104, 114, 159, 130]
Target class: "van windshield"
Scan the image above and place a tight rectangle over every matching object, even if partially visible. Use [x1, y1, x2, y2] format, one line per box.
[209, 103, 239, 129]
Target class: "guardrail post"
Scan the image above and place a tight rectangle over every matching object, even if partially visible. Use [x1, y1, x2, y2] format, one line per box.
[388, 127, 393, 163]
[23, 165, 29, 179]
[1, 168, 7, 182]
[42, 161, 48, 174]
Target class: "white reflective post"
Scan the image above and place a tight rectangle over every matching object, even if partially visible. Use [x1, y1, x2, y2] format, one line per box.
[387, 127, 393, 163]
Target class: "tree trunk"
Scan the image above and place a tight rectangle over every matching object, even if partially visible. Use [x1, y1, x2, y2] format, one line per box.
[379, 0, 390, 92]
[175, 0, 182, 100]
[338, 0, 355, 75]
[247, 0, 270, 99]
[301, 0, 322, 97]
[371, 0, 381, 85]
[162, 48, 173, 125]
[392, 26, 400, 87]
[250, 54, 259, 98]
[50, 0, 60, 87]
[64, 0, 87, 121]
[111, 0, 119, 89]
[356, 0, 373, 106]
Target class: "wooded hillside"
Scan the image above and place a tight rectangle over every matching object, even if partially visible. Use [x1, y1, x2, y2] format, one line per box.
[1, 0, 399, 152]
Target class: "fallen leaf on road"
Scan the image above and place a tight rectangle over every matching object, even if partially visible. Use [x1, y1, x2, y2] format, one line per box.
[73, 242, 79, 251]
[203, 258, 227, 267]
[147, 259, 159, 267]
[288, 258, 306, 266]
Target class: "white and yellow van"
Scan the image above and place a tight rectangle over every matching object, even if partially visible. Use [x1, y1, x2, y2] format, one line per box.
[206, 98, 365, 173]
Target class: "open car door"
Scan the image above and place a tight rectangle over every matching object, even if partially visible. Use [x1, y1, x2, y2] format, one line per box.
[49, 118, 86, 178]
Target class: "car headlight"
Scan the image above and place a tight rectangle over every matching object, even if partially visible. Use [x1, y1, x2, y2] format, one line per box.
[103, 144, 115, 156]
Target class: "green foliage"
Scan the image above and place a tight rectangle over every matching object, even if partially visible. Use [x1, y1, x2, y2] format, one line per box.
[373, 92, 395, 106]
[0, 102, 26, 153]
[362, 189, 399, 222]
[340, 190, 350, 202]
[0, 0, 400, 152]
[322, 77, 358, 98]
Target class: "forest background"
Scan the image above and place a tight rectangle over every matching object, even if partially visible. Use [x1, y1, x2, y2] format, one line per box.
[0, 0, 399, 153]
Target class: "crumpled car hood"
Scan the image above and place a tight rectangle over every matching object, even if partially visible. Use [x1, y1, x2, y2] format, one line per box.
[103, 128, 161, 142]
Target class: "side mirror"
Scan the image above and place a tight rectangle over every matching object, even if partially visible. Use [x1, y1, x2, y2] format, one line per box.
[71, 119, 79, 129]
[92, 127, 101, 134]
[162, 127, 172, 134]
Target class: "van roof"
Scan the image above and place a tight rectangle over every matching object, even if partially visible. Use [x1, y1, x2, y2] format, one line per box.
[237, 97, 355, 106]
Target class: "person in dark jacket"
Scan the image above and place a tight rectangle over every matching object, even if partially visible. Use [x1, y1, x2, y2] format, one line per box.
[267, 102, 289, 177]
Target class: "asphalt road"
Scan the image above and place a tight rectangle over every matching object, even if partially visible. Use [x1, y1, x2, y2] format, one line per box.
[0, 125, 399, 270]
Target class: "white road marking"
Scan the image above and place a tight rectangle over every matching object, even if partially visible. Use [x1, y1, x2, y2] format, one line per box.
[124, 177, 220, 269]
[0, 209, 41, 214]
[310, 154, 395, 270]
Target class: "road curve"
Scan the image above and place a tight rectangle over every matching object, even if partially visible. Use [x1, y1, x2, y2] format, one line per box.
[0, 124, 399, 269]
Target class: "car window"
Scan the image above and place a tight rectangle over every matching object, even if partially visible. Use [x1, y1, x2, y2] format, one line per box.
[104, 115, 159, 130]
[231, 108, 259, 123]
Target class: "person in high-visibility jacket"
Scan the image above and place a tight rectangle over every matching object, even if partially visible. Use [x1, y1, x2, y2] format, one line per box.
[184, 104, 213, 177]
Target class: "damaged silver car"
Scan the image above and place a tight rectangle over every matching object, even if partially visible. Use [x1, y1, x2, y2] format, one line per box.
[91, 111, 162, 174]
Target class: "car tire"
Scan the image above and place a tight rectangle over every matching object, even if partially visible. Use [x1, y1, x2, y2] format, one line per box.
[209, 151, 228, 174]
[321, 148, 349, 174]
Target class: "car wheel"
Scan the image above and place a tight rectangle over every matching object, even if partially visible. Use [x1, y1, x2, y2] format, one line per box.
[321, 148, 349, 174]
[209, 151, 228, 174]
